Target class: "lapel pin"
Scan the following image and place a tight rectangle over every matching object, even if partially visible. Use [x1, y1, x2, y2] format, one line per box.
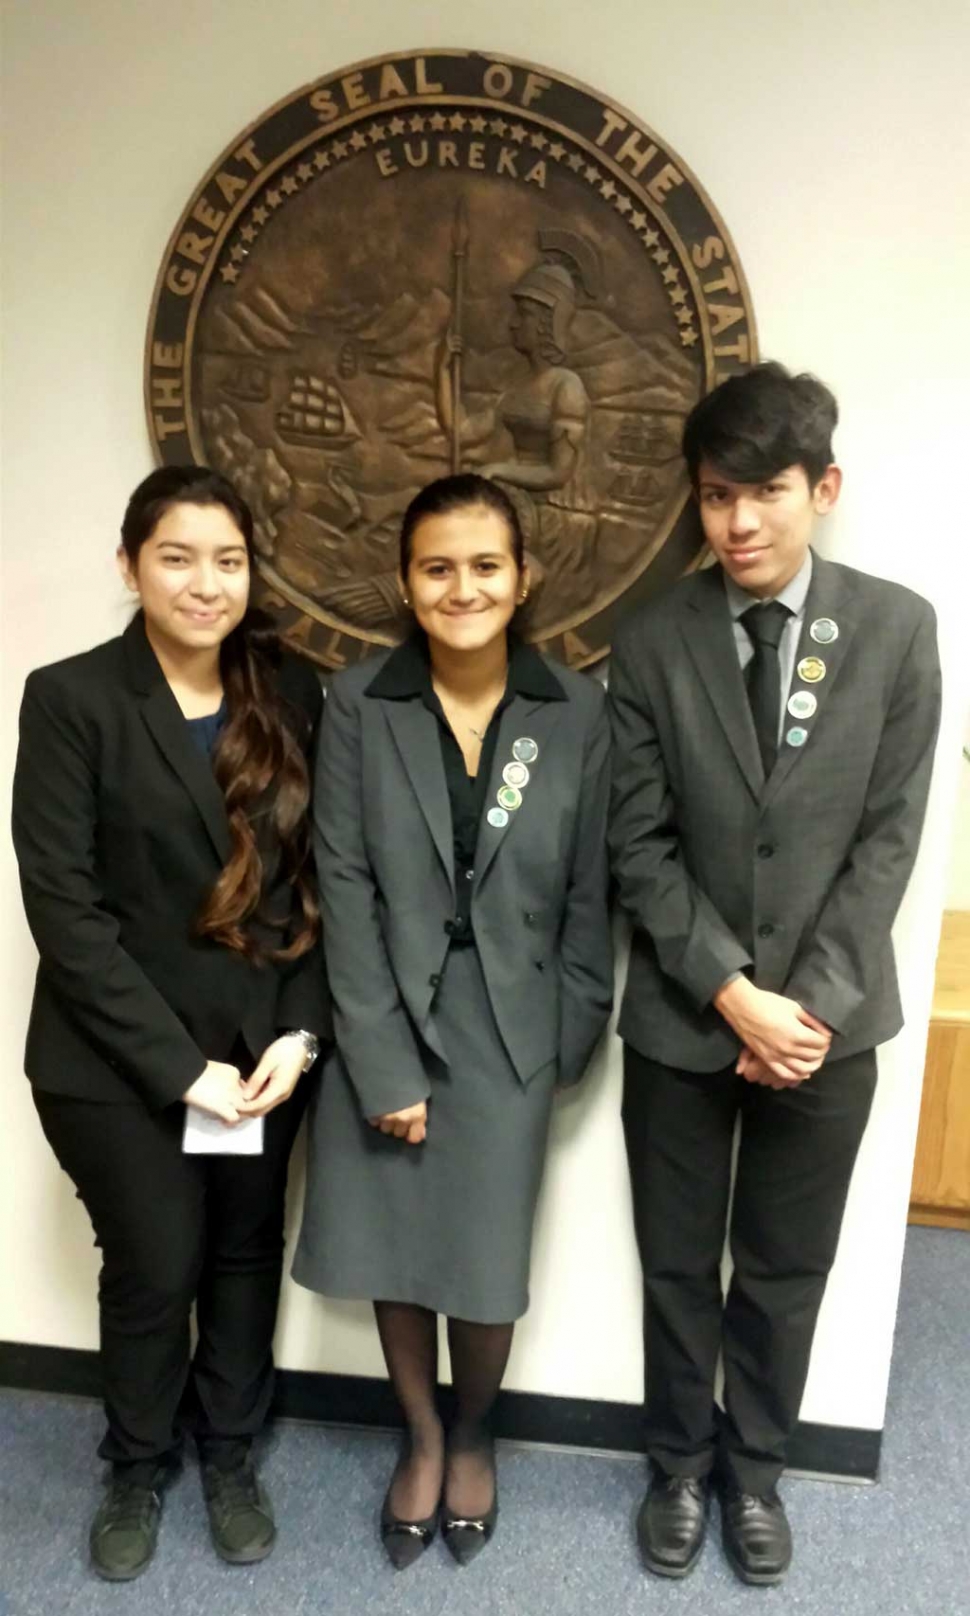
[787, 690, 817, 720]
[512, 737, 538, 764]
[503, 761, 530, 789]
[497, 784, 523, 812]
[487, 806, 509, 829]
[797, 656, 826, 684]
[786, 726, 809, 748]
[810, 617, 839, 644]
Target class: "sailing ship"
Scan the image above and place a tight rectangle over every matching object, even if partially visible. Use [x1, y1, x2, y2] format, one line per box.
[610, 465, 661, 507]
[610, 413, 678, 465]
[276, 372, 361, 450]
[222, 362, 270, 403]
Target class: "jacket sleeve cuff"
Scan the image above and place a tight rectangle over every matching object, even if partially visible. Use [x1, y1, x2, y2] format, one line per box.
[785, 968, 862, 1036]
[346, 1066, 431, 1120]
[140, 1046, 208, 1112]
[684, 942, 754, 1012]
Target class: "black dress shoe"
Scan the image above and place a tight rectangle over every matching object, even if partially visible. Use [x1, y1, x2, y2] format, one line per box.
[721, 1487, 792, 1584]
[441, 1492, 498, 1566]
[441, 1441, 499, 1567]
[380, 1489, 437, 1571]
[636, 1470, 709, 1578]
[89, 1463, 169, 1581]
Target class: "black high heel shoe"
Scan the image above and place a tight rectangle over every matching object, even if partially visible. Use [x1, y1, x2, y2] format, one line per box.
[441, 1443, 499, 1566]
[379, 1488, 437, 1571]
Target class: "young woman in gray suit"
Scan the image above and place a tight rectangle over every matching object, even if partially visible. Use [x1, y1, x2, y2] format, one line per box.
[294, 474, 613, 1568]
[12, 467, 329, 1580]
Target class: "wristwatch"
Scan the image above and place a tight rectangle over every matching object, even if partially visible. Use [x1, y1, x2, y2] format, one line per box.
[285, 1029, 321, 1072]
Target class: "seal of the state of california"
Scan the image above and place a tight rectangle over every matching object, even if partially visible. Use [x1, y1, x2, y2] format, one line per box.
[146, 49, 757, 668]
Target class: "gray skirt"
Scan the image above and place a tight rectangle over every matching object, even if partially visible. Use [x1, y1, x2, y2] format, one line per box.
[292, 943, 557, 1322]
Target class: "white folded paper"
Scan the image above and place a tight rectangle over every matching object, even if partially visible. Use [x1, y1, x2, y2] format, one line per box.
[182, 1107, 264, 1156]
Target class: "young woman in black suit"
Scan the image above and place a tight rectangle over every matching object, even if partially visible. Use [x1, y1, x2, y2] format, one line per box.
[12, 466, 329, 1581]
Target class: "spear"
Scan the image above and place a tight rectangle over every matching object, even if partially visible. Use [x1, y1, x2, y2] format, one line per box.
[450, 198, 469, 474]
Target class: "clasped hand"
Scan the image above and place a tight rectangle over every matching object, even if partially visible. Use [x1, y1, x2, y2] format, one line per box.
[367, 1101, 428, 1145]
[714, 978, 832, 1089]
[181, 1036, 309, 1124]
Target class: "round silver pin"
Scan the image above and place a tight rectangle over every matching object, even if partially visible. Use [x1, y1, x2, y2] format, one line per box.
[787, 690, 817, 721]
[512, 737, 539, 764]
[487, 806, 509, 829]
[497, 784, 523, 812]
[503, 761, 530, 790]
[786, 726, 809, 748]
[810, 617, 839, 645]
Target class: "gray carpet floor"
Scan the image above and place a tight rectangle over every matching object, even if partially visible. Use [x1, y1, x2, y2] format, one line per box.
[1, 1225, 968, 1616]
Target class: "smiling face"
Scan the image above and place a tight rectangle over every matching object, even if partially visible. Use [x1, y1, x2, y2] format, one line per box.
[403, 503, 527, 654]
[118, 500, 251, 657]
[696, 459, 841, 598]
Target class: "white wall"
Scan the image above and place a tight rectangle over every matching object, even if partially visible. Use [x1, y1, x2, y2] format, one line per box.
[3, 0, 968, 1435]
[946, 740, 970, 909]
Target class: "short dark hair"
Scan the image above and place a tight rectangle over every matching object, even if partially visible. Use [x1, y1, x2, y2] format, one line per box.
[682, 362, 838, 489]
[399, 474, 525, 575]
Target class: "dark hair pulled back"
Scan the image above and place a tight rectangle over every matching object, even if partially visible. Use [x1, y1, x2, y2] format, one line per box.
[399, 473, 525, 575]
[121, 465, 318, 963]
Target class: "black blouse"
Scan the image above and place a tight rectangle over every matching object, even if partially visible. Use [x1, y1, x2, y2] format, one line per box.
[185, 698, 227, 759]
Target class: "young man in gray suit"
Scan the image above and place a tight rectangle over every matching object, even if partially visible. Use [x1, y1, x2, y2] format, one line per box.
[608, 363, 941, 1585]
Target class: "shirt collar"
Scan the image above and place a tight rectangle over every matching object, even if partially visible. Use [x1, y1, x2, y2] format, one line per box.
[365, 631, 566, 702]
[723, 549, 814, 622]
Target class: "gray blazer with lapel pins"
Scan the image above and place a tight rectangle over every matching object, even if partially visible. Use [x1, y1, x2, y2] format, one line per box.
[315, 639, 613, 1119]
[608, 552, 942, 1071]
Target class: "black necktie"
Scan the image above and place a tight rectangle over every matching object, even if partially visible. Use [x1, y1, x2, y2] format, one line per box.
[741, 601, 790, 776]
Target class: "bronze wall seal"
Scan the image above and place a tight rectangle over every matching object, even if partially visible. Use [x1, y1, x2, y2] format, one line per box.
[146, 50, 756, 667]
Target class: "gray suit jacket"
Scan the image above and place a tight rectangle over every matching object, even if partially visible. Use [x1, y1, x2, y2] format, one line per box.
[316, 641, 613, 1117]
[608, 554, 941, 1070]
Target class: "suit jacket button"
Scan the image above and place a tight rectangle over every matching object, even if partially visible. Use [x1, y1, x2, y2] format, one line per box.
[535, 961, 545, 972]
[525, 912, 536, 926]
[429, 972, 441, 988]
[756, 843, 775, 859]
[443, 920, 456, 935]
[758, 922, 775, 939]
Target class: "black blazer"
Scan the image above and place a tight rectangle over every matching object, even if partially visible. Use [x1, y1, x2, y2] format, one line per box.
[12, 613, 331, 1110]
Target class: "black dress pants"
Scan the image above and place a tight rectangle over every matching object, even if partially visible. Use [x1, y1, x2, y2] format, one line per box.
[622, 1043, 877, 1495]
[34, 1078, 310, 1468]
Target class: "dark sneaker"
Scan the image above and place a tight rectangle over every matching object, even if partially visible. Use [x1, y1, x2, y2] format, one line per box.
[201, 1451, 276, 1564]
[89, 1466, 165, 1581]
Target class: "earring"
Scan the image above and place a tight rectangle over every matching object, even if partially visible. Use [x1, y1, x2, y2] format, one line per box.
[519, 590, 529, 602]
[402, 595, 411, 608]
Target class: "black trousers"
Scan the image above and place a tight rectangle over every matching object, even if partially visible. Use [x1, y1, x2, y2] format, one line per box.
[34, 1078, 310, 1468]
[622, 1043, 877, 1495]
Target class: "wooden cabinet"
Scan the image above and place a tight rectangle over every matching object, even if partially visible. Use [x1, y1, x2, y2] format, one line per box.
[909, 911, 970, 1229]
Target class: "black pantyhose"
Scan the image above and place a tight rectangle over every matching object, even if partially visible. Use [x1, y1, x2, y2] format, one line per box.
[444, 1316, 513, 1518]
[374, 1301, 443, 1522]
[373, 1302, 514, 1522]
